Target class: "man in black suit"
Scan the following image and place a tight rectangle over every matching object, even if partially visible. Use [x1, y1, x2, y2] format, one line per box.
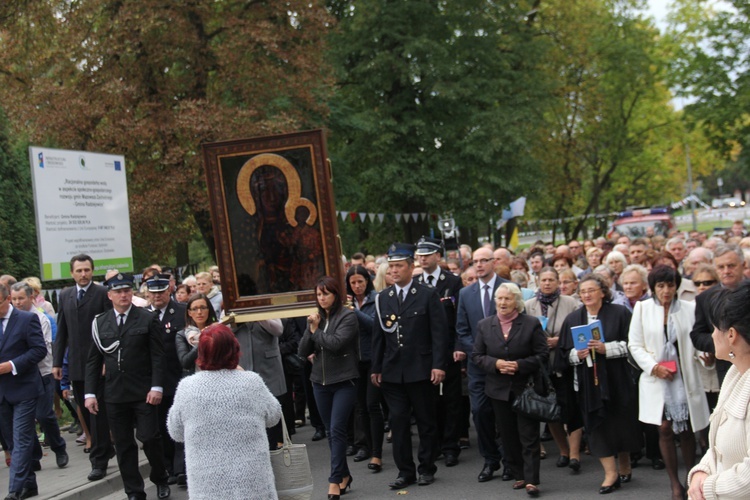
[371, 243, 448, 489]
[455, 246, 511, 482]
[146, 274, 186, 484]
[0, 283, 47, 500]
[52, 254, 114, 480]
[691, 244, 746, 385]
[85, 274, 170, 500]
[415, 236, 464, 467]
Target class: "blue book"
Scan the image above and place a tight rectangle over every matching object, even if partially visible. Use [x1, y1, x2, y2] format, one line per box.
[537, 316, 548, 331]
[571, 320, 604, 351]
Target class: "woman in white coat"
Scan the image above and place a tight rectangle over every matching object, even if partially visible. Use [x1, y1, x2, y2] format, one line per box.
[628, 265, 710, 500]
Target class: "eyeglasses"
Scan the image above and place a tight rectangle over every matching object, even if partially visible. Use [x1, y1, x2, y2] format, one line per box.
[693, 280, 717, 287]
[472, 258, 494, 265]
[189, 306, 209, 312]
[579, 288, 601, 296]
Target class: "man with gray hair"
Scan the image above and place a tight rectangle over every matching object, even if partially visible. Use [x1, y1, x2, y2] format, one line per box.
[10, 282, 68, 469]
[683, 247, 713, 279]
[691, 244, 747, 384]
[665, 237, 687, 268]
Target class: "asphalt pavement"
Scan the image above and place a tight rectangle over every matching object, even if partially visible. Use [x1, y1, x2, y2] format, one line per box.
[1, 416, 686, 499]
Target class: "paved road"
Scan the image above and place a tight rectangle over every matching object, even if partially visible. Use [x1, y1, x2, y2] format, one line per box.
[3, 416, 689, 499]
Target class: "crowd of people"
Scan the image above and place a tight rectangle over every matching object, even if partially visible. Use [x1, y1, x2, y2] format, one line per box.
[1, 219, 750, 499]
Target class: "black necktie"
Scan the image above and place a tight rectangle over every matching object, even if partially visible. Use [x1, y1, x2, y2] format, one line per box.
[77, 288, 85, 302]
[427, 275, 435, 287]
[483, 285, 491, 318]
[118, 313, 125, 333]
[399, 289, 405, 304]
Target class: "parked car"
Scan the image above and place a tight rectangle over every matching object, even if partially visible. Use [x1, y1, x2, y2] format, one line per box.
[608, 207, 675, 239]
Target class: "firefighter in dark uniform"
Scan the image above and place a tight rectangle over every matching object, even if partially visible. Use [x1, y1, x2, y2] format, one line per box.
[84, 273, 170, 500]
[415, 236, 464, 467]
[371, 243, 449, 489]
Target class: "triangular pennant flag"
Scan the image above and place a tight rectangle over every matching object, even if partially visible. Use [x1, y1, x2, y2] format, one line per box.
[368, 213, 376, 223]
[359, 213, 366, 222]
[508, 226, 520, 251]
[420, 213, 427, 221]
[340, 211, 348, 222]
[349, 212, 358, 222]
[377, 213, 385, 223]
[411, 212, 419, 222]
[395, 213, 402, 223]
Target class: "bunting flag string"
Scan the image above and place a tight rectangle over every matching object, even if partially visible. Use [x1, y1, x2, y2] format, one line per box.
[333, 210, 440, 224]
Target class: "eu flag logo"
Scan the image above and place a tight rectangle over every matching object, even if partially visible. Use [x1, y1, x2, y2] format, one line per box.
[114, 161, 121, 171]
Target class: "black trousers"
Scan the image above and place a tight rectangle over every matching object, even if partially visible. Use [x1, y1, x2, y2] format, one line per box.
[107, 400, 168, 498]
[435, 361, 463, 456]
[381, 380, 437, 479]
[353, 360, 385, 458]
[491, 395, 541, 485]
[157, 394, 184, 475]
[72, 379, 114, 469]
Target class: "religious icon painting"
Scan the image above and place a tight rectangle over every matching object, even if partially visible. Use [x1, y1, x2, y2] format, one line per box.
[202, 130, 343, 319]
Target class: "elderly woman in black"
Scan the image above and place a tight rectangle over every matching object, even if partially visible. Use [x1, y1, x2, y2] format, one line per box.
[299, 276, 360, 500]
[345, 265, 384, 472]
[473, 282, 548, 496]
[558, 274, 641, 494]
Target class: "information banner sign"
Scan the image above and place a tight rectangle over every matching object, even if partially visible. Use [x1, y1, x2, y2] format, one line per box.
[29, 147, 133, 280]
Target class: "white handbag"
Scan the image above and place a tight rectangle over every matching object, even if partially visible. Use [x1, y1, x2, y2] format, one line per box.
[270, 418, 314, 500]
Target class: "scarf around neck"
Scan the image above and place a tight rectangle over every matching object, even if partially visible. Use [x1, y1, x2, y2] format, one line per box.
[536, 288, 561, 317]
[497, 310, 519, 336]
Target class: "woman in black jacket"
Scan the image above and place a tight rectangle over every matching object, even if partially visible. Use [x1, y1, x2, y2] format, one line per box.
[346, 265, 384, 471]
[473, 282, 549, 497]
[299, 276, 360, 500]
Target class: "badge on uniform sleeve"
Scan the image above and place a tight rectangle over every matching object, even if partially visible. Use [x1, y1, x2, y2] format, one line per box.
[169, 308, 174, 315]
[411, 288, 416, 294]
[440, 274, 445, 281]
[389, 290, 394, 297]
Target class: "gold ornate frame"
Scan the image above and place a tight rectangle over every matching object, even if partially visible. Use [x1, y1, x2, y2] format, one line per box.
[202, 130, 342, 321]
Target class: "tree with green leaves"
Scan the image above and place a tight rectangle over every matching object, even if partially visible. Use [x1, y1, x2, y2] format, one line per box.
[0, 108, 39, 277]
[327, 0, 550, 252]
[528, 0, 692, 241]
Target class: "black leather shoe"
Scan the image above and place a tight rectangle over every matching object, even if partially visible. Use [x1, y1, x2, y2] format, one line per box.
[87, 468, 106, 481]
[619, 473, 632, 483]
[127, 496, 142, 500]
[388, 476, 416, 489]
[445, 454, 458, 467]
[346, 445, 357, 456]
[55, 450, 69, 468]
[367, 462, 382, 473]
[19, 488, 38, 499]
[652, 458, 665, 470]
[167, 475, 178, 485]
[477, 462, 500, 482]
[312, 429, 326, 441]
[176, 474, 187, 486]
[569, 458, 581, 472]
[4, 493, 20, 500]
[556, 455, 570, 467]
[353, 449, 370, 462]
[599, 477, 621, 494]
[157, 483, 171, 499]
[501, 467, 514, 481]
[418, 473, 435, 486]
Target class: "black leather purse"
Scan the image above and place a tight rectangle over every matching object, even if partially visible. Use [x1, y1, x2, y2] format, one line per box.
[511, 365, 563, 423]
